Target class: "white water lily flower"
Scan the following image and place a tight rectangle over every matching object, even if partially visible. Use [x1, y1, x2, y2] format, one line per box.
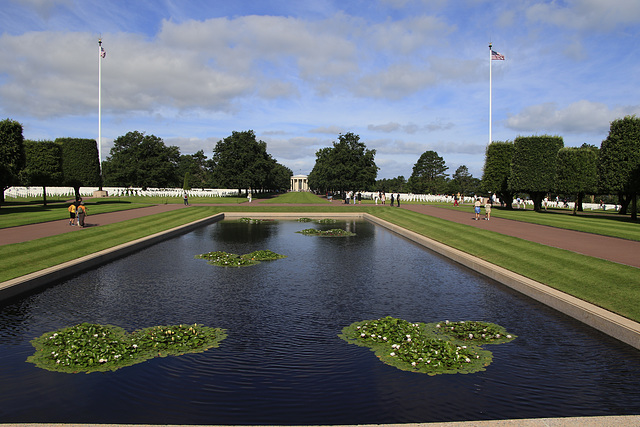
[445, 320, 449, 324]
[507, 335, 512, 338]
[469, 333, 473, 339]
[436, 324, 441, 328]
[361, 333, 366, 337]
[390, 352, 396, 356]
[495, 334, 501, 338]
[465, 358, 471, 363]
[411, 362, 416, 366]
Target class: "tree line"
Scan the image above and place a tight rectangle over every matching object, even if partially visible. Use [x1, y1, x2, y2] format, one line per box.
[0, 122, 292, 204]
[2, 115, 639, 218]
[483, 115, 640, 219]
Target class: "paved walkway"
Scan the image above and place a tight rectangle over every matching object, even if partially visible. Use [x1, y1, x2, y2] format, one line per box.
[1, 201, 638, 268]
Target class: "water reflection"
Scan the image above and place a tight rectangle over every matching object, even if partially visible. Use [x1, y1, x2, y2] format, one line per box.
[0, 219, 639, 425]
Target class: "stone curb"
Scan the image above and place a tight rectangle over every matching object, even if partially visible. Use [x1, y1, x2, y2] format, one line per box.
[0, 213, 225, 301]
[3, 415, 640, 426]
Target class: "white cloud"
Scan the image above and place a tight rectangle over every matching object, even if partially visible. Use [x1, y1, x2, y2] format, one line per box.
[526, 0, 640, 32]
[309, 126, 346, 135]
[505, 100, 640, 135]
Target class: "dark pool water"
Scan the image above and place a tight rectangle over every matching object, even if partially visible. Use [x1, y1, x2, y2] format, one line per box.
[1, 219, 639, 424]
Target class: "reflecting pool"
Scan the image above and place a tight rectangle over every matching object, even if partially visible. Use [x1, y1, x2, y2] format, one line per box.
[1, 219, 639, 424]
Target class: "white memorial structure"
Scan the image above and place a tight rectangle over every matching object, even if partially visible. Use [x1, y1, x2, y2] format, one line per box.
[290, 174, 309, 192]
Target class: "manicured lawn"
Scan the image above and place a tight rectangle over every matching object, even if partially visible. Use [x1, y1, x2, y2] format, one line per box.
[1, 195, 639, 324]
[257, 191, 329, 204]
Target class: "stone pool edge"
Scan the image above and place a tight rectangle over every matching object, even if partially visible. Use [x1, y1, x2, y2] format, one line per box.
[2, 211, 640, 353]
[363, 213, 640, 351]
[0, 213, 226, 301]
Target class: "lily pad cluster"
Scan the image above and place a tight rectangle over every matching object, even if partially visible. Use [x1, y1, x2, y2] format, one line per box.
[239, 217, 272, 224]
[27, 323, 227, 374]
[195, 249, 287, 267]
[296, 228, 355, 237]
[297, 218, 338, 224]
[339, 316, 516, 375]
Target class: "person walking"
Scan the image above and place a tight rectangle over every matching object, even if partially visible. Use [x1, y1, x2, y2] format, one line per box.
[68, 203, 76, 226]
[484, 198, 492, 221]
[76, 202, 87, 227]
[474, 198, 482, 221]
[390, 193, 395, 207]
[396, 193, 400, 207]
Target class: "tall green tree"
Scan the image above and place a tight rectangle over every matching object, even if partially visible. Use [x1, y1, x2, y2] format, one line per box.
[482, 141, 515, 209]
[508, 135, 564, 211]
[407, 150, 448, 194]
[209, 130, 272, 194]
[266, 161, 293, 192]
[102, 131, 180, 188]
[307, 132, 378, 193]
[21, 140, 63, 206]
[375, 176, 407, 193]
[449, 165, 474, 196]
[56, 138, 101, 200]
[599, 115, 640, 219]
[556, 145, 598, 214]
[0, 118, 26, 205]
[177, 150, 210, 189]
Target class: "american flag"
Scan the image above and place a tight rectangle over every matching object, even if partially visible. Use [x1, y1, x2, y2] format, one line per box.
[100, 46, 106, 58]
[491, 50, 505, 60]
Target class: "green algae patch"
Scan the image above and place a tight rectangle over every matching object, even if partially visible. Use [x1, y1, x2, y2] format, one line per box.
[27, 323, 227, 374]
[196, 249, 287, 267]
[339, 316, 516, 375]
[296, 228, 355, 237]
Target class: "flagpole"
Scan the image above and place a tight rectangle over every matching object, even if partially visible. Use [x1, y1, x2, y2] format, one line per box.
[489, 42, 492, 145]
[98, 38, 103, 177]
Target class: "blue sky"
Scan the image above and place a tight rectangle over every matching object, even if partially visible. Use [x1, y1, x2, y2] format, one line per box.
[2, 0, 639, 180]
